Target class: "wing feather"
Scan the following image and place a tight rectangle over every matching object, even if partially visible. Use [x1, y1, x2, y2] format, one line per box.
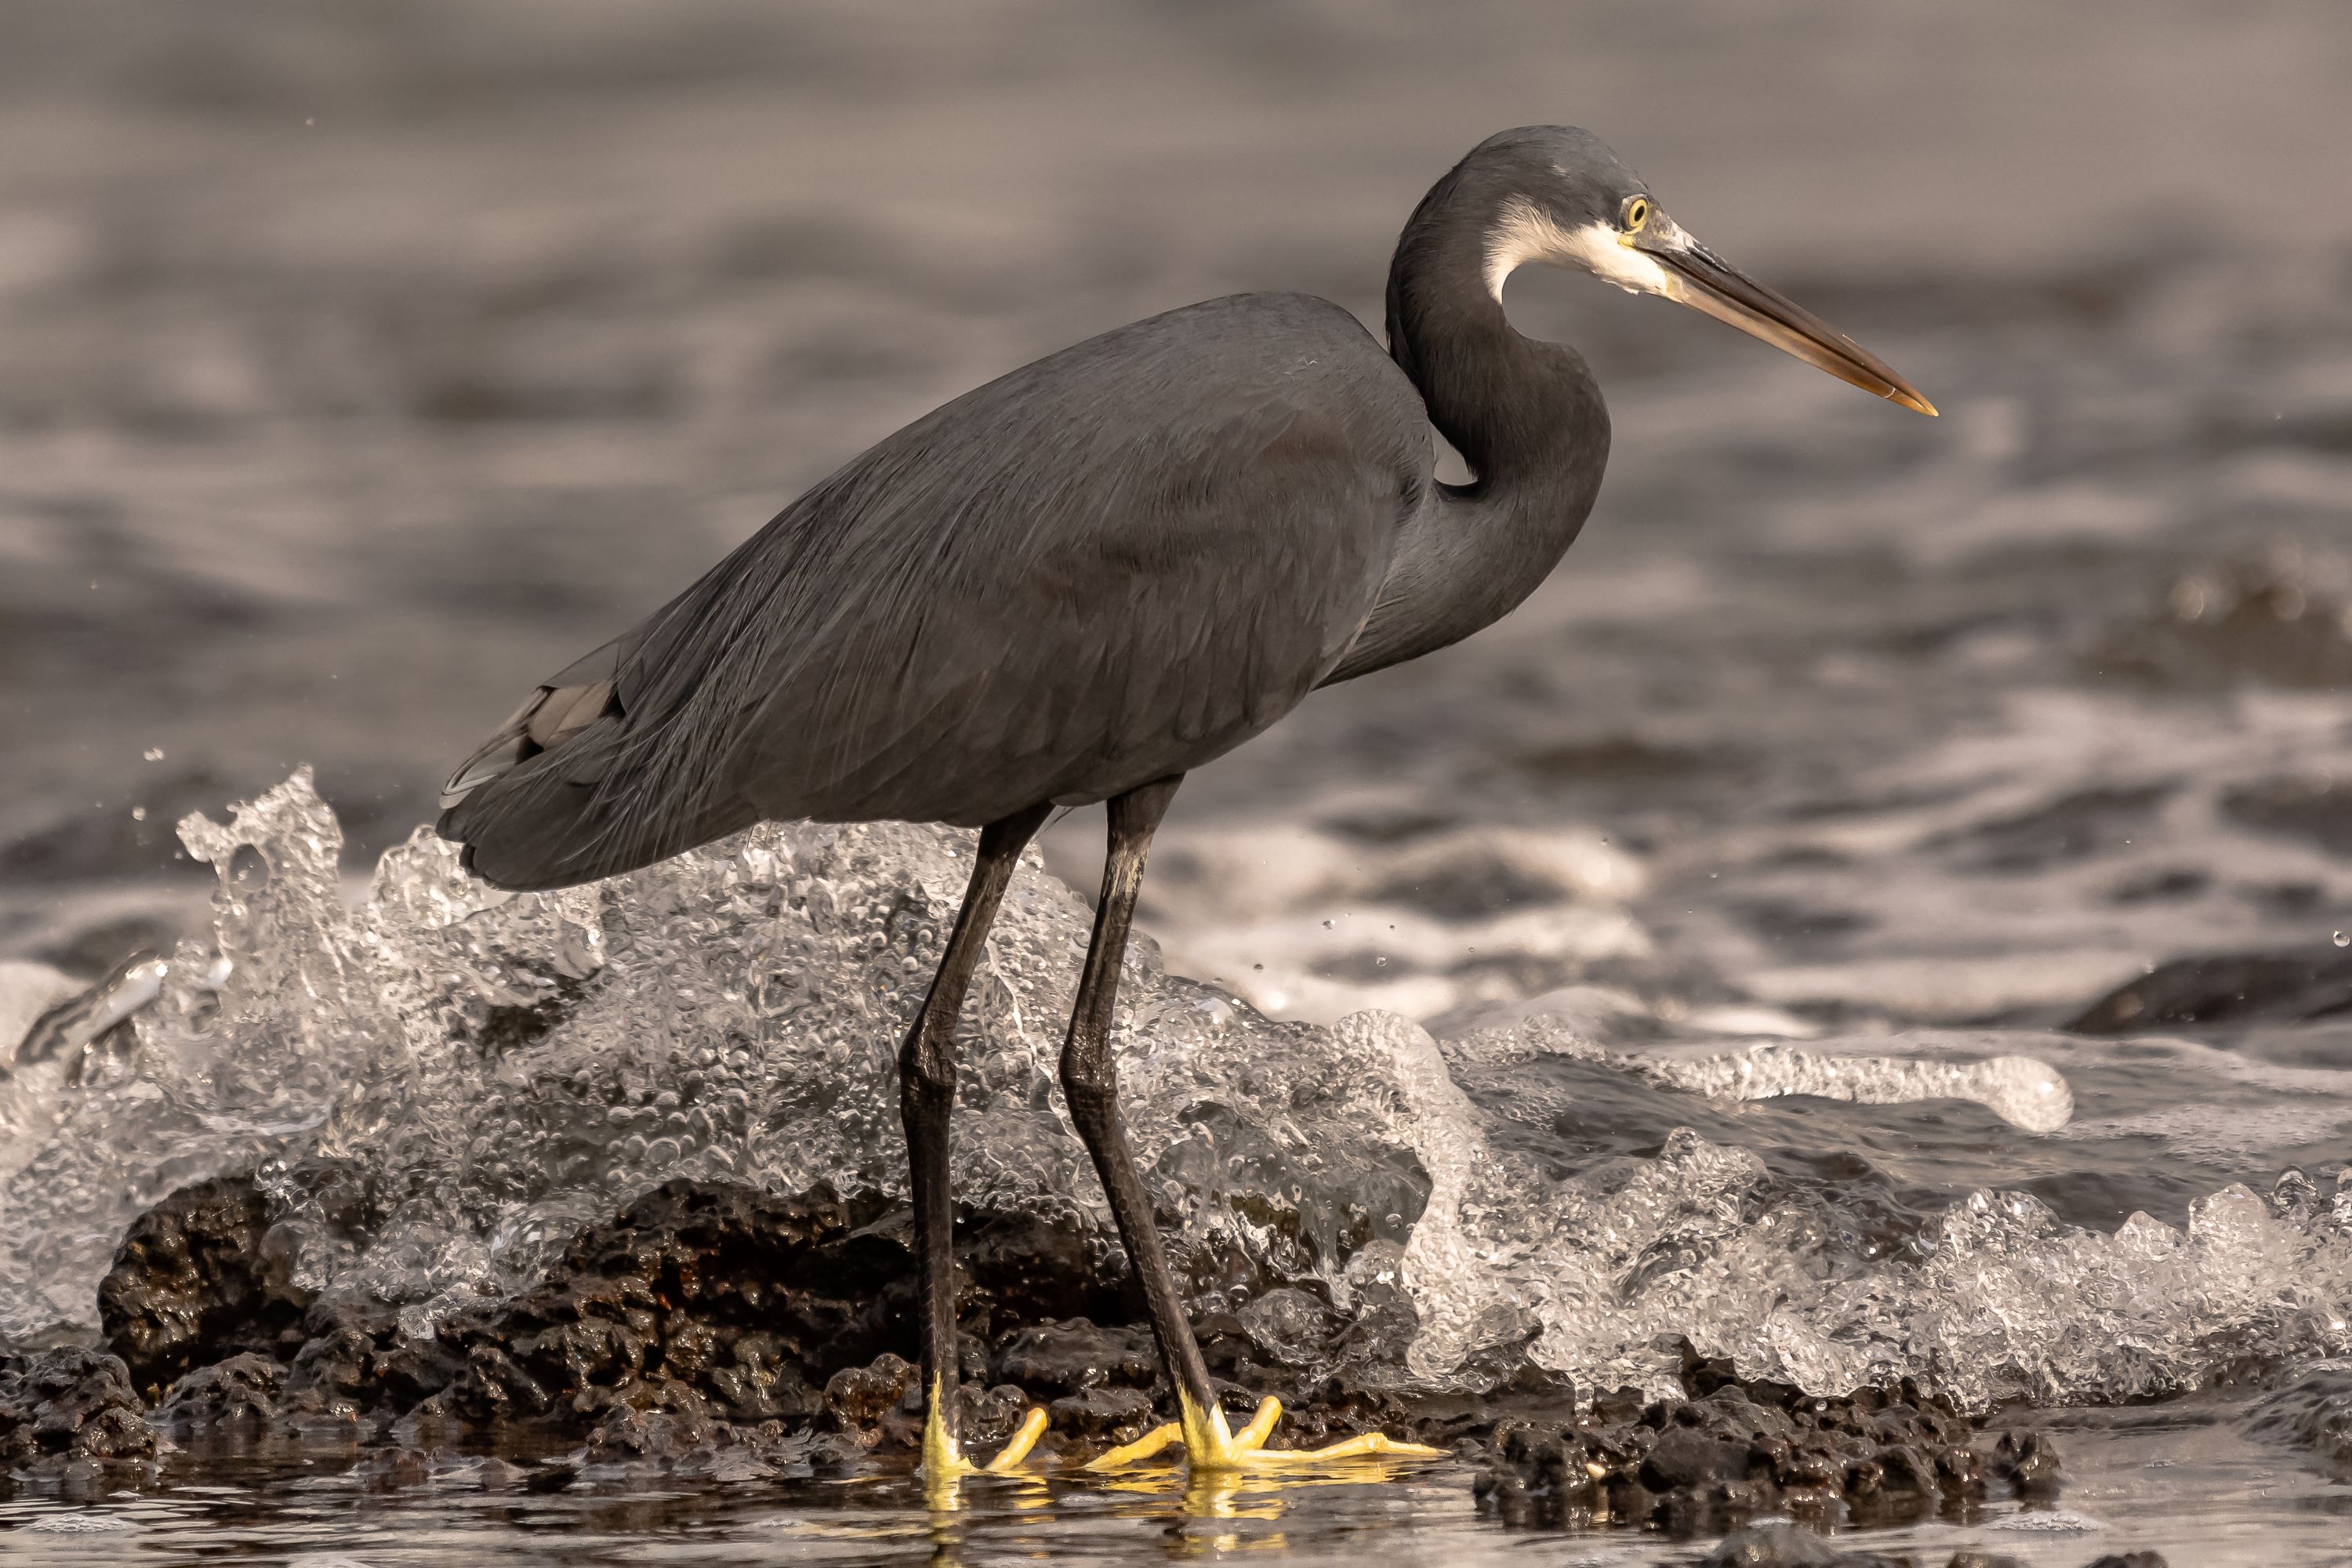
[439, 293, 1425, 885]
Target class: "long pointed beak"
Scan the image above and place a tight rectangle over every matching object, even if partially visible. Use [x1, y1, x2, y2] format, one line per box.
[1638, 228, 1936, 416]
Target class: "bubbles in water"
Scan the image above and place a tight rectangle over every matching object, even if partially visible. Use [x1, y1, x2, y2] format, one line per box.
[0, 769, 2346, 1416]
[2335, 931, 2348, 948]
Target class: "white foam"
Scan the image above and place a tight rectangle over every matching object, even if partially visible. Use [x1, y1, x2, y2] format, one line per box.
[0, 771, 2343, 1417]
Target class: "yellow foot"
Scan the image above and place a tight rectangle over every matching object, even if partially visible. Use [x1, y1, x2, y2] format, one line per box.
[920, 1381, 1050, 1508]
[1084, 1393, 1443, 1472]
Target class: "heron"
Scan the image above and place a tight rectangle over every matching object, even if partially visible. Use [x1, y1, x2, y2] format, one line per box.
[437, 125, 1933, 1487]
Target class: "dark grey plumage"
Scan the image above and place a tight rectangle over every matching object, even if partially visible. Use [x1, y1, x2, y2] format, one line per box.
[443, 296, 1431, 887]
[440, 132, 1626, 891]
[436, 126, 1932, 1478]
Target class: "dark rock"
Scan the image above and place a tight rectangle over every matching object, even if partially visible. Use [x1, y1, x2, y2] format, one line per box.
[89, 1167, 2034, 1519]
[0, 1346, 157, 1465]
[99, 1174, 307, 1398]
[1991, 1427, 2065, 1497]
[2082, 1555, 2169, 1568]
[989, 1318, 1156, 1396]
[957, 1207, 1130, 1334]
[1049, 1384, 1157, 1442]
[158, 1351, 282, 1428]
[823, 1352, 921, 1445]
[2068, 945, 2352, 1032]
[1944, 1555, 2027, 1568]
[1472, 1357, 2013, 1534]
[1642, 1425, 1752, 1489]
[586, 1402, 718, 1460]
[954, 1381, 1033, 1454]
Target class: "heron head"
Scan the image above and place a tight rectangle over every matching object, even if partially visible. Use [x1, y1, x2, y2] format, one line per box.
[1471, 126, 1936, 417]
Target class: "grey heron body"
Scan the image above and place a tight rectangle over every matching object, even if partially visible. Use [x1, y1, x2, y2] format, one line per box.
[438, 126, 1930, 1483]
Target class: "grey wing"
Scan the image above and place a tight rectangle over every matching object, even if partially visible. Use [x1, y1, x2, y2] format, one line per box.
[440, 296, 1419, 887]
[736, 423, 1400, 824]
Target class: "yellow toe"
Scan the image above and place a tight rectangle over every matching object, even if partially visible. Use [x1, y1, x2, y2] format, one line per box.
[920, 1381, 1053, 1505]
[1182, 1393, 1444, 1472]
[1073, 1392, 1445, 1477]
[1086, 1419, 1185, 1470]
[981, 1406, 1050, 1473]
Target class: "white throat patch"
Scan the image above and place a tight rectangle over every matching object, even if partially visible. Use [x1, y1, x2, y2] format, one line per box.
[1483, 196, 1679, 303]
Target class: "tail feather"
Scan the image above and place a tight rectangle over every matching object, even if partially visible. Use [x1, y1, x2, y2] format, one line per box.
[437, 637, 758, 891]
[437, 713, 760, 892]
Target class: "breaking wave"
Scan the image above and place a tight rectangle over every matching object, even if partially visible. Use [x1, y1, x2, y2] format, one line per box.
[2, 771, 2346, 1412]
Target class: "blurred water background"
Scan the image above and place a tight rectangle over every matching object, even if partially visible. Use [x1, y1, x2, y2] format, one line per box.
[2, 2, 2351, 1561]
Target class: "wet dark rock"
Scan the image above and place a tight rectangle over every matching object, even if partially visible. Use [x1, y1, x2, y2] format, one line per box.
[1990, 1427, 2064, 1497]
[2222, 774, 2352, 858]
[586, 1402, 719, 1459]
[2082, 1555, 2169, 1568]
[1049, 1383, 1157, 1443]
[989, 1318, 1157, 1396]
[2247, 1367, 2352, 1475]
[93, 1168, 2028, 1512]
[2068, 945, 2352, 1032]
[99, 1175, 299, 1398]
[93, 1173, 1145, 1454]
[354, 1444, 434, 1490]
[394, 1181, 927, 1430]
[822, 1351, 920, 1444]
[1642, 1424, 1752, 1489]
[0, 1346, 156, 1465]
[1944, 1555, 2027, 1568]
[1472, 1359, 2009, 1534]
[158, 1351, 283, 1428]
[956, 1382, 1034, 1453]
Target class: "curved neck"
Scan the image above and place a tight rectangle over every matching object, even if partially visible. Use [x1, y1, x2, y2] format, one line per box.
[1385, 172, 1608, 496]
[1327, 172, 1609, 685]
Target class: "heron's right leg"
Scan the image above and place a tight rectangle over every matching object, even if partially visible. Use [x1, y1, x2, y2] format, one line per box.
[1064, 779, 1442, 1475]
[901, 801, 1052, 1498]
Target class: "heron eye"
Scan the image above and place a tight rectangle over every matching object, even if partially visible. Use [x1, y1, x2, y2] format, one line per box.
[1622, 197, 1651, 233]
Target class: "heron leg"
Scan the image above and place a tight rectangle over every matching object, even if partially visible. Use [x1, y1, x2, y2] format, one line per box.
[1066, 777, 1444, 1476]
[902, 801, 1052, 1501]
[1053, 779, 1218, 1404]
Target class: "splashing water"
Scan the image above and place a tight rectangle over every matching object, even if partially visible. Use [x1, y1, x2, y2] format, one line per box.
[1, 771, 2347, 1413]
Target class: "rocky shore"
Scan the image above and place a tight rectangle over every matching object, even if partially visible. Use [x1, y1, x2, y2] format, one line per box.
[0, 1166, 2078, 1544]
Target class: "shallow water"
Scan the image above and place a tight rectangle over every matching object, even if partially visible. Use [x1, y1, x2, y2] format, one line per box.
[0, 1416, 2348, 1567]
[4, 0, 2352, 1559]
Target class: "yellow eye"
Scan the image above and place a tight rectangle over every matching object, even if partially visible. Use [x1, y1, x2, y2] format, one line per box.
[1622, 196, 1651, 233]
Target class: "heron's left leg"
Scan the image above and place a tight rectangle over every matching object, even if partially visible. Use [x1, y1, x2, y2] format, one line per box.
[902, 802, 1054, 1500]
[1061, 777, 1441, 1474]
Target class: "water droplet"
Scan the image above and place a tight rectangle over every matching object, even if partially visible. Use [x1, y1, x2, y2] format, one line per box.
[2336, 931, 2349, 948]
[142, 747, 164, 761]
[129, 806, 146, 822]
